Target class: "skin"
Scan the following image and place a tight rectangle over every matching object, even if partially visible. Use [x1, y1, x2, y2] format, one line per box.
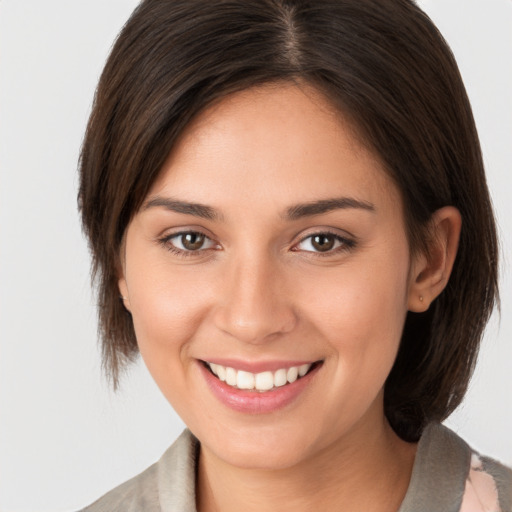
[118, 83, 461, 512]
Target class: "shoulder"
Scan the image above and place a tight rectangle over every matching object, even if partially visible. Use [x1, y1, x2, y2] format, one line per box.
[79, 429, 199, 512]
[399, 423, 512, 512]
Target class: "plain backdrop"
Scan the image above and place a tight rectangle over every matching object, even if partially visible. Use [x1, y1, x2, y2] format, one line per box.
[1, 1, 511, 511]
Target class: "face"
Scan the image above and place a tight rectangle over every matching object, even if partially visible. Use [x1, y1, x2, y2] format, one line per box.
[119, 83, 421, 470]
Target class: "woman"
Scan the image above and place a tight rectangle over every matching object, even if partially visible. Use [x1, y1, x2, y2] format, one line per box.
[78, 0, 511, 510]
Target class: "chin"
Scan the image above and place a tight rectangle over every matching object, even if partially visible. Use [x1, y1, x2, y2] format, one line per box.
[216, 441, 310, 471]
[197, 420, 325, 471]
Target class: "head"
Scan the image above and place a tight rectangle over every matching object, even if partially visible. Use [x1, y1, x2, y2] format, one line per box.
[79, 0, 498, 443]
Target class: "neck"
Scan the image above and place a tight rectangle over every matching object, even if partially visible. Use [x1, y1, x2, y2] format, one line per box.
[196, 414, 417, 512]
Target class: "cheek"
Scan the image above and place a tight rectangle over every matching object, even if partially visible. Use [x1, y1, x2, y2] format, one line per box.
[124, 249, 215, 369]
[301, 255, 409, 342]
[124, 258, 220, 418]
[299, 245, 411, 383]
[294, 255, 410, 432]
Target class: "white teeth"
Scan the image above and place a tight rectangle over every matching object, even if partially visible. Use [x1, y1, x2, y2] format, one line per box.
[274, 368, 287, 387]
[298, 364, 310, 377]
[216, 365, 226, 382]
[207, 362, 314, 391]
[226, 367, 237, 386]
[255, 371, 274, 391]
[237, 370, 255, 390]
[287, 366, 298, 383]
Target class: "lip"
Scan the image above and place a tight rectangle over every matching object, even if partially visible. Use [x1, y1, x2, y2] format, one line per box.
[198, 359, 322, 414]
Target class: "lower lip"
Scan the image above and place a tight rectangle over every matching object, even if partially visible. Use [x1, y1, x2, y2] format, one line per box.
[198, 362, 321, 414]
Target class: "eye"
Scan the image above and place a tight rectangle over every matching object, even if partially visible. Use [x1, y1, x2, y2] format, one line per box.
[294, 232, 355, 254]
[160, 231, 218, 255]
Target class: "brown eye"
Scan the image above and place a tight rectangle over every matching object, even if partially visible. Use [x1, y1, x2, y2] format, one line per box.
[311, 234, 335, 252]
[181, 232, 205, 250]
[294, 231, 355, 255]
[161, 231, 217, 255]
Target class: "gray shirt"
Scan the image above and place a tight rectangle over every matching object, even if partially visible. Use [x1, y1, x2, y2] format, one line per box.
[80, 424, 512, 512]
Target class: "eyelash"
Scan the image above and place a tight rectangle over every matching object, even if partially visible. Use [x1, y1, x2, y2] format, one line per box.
[158, 230, 356, 258]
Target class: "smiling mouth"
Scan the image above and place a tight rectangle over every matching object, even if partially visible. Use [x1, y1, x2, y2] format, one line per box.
[202, 361, 321, 392]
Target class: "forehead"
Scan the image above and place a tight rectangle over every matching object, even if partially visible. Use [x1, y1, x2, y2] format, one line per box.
[148, 83, 401, 218]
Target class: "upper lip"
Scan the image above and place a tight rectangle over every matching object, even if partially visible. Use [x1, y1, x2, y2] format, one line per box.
[199, 358, 322, 373]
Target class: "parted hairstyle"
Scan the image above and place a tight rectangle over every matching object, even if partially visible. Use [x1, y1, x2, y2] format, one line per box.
[78, 0, 498, 442]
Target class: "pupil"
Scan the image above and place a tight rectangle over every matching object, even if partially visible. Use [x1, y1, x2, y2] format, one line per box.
[312, 234, 334, 252]
[182, 233, 204, 250]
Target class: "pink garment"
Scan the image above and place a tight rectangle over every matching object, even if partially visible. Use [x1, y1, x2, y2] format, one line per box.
[460, 453, 501, 512]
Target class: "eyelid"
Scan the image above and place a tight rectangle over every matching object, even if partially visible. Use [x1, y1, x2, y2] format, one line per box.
[156, 223, 216, 240]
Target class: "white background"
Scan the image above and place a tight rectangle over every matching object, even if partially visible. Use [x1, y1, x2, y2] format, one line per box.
[0, 1, 511, 511]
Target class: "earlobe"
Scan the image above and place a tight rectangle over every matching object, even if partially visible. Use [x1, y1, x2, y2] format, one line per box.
[117, 251, 131, 312]
[118, 276, 131, 312]
[408, 206, 462, 312]
[117, 239, 132, 312]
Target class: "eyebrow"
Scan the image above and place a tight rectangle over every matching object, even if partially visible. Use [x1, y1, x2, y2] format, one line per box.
[142, 197, 222, 221]
[142, 195, 375, 221]
[285, 197, 375, 220]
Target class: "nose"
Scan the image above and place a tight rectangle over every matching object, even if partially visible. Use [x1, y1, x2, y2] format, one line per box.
[212, 253, 297, 344]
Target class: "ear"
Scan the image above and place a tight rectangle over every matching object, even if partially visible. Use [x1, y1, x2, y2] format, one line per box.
[118, 276, 131, 312]
[408, 206, 462, 312]
[117, 246, 132, 312]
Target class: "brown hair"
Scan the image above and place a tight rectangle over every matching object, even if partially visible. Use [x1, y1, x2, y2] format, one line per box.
[79, 0, 498, 441]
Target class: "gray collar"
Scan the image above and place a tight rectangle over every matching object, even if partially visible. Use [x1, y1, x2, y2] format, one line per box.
[398, 423, 470, 512]
[158, 429, 199, 512]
